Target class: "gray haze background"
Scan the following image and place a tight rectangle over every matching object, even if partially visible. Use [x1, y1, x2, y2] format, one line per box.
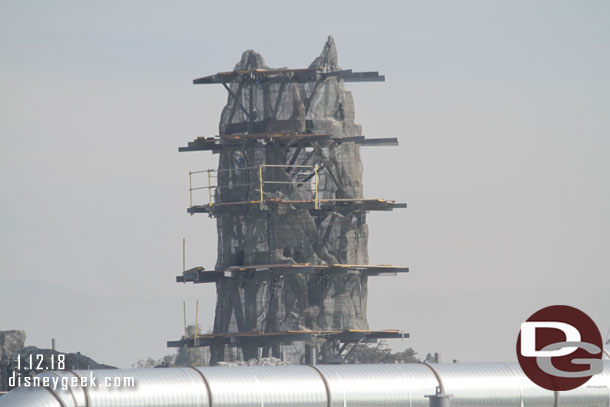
[1, 1, 608, 368]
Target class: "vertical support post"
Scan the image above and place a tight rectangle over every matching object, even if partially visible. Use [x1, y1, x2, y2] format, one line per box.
[188, 171, 193, 209]
[0, 359, 7, 393]
[305, 344, 317, 366]
[259, 165, 264, 209]
[426, 390, 451, 407]
[182, 238, 186, 275]
[248, 81, 254, 132]
[183, 301, 187, 341]
[195, 300, 199, 347]
[207, 169, 213, 206]
[314, 164, 319, 210]
[51, 338, 56, 351]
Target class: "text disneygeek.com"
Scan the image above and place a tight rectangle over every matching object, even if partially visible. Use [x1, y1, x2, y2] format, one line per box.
[9, 372, 136, 390]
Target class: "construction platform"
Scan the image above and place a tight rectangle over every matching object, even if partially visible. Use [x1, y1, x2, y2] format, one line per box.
[177, 263, 410, 284]
[179, 132, 398, 152]
[193, 68, 384, 85]
[167, 329, 407, 348]
[188, 198, 407, 215]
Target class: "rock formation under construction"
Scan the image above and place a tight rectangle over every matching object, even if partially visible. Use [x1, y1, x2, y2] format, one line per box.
[171, 36, 408, 364]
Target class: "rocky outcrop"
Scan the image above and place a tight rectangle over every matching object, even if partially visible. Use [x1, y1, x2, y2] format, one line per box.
[0, 330, 114, 393]
[0, 331, 25, 363]
[0, 330, 26, 393]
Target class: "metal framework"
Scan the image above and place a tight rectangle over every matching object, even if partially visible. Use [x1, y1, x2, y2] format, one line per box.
[178, 133, 398, 153]
[192, 68, 385, 85]
[167, 329, 407, 364]
[189, 163, 321, 209]
[168, 329, 405, 348]
[177, 263, 409, 284]
[187, 198, 406, 215]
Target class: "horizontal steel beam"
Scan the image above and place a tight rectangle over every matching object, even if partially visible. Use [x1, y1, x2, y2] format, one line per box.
[177, 263, 409, 284]
[193, 68, 385, 85]
[187, 199, 407, 215]
[178, 135, 397, 152]
[167, 330, 408, 348]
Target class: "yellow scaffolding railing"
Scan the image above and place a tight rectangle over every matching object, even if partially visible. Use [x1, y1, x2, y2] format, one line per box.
[259, 165, 263, 208]
[183, 300, 200, 347]
[195, 299, 199, 347]
[188, 164, 321, 209]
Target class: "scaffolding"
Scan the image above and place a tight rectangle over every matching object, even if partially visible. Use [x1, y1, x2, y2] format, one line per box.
[189, 164, 321, 209]
[178, 263, 409, 284]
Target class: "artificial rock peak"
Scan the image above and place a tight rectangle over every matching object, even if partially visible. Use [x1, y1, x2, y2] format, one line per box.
[171, 37, 408, 364]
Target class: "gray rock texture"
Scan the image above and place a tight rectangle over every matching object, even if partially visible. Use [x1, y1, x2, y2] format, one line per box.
[0, 331, 25, 363]
[210, 37, 371, 363]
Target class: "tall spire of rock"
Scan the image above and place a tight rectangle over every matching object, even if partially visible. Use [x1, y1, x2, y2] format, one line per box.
[309, 35, 340, 71]
[234, 50, 268, 71]
[173, 38, 407, 365]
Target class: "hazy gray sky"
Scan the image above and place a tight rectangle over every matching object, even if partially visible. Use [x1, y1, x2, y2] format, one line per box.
[1, 1, 609, 368]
